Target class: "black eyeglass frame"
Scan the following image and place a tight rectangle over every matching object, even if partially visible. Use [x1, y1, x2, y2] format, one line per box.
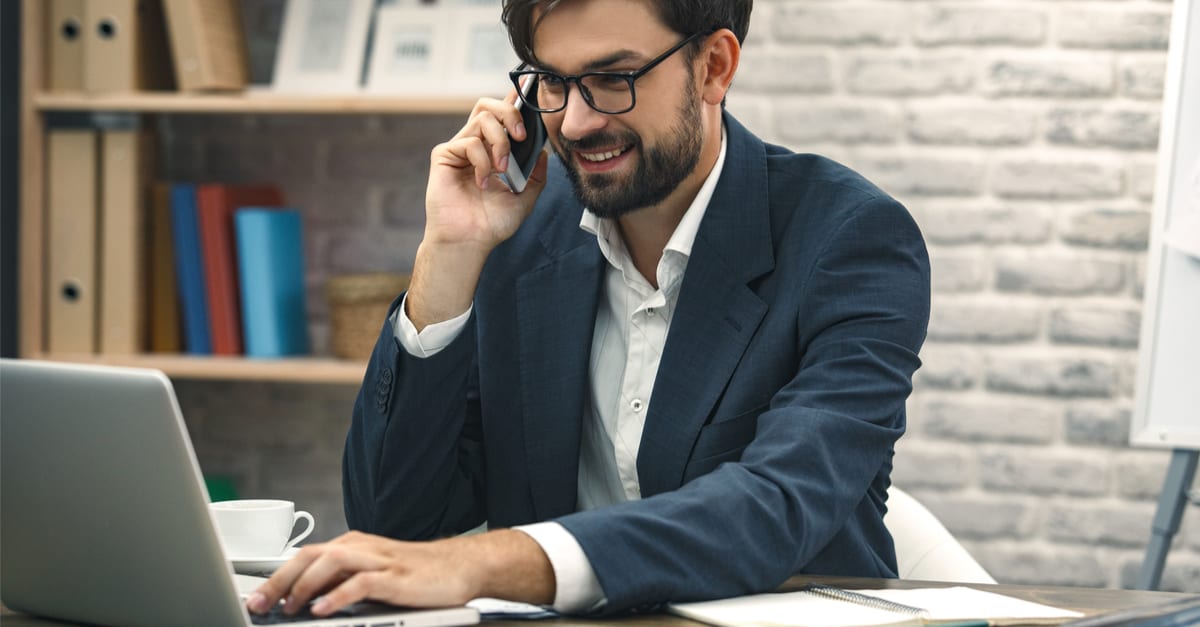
[508, 29, 712, 115]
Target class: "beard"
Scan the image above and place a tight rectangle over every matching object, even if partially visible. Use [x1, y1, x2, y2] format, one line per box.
[552, 81, 703, 219]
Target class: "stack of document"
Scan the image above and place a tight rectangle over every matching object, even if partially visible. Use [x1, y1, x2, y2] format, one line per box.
[669, 585, 1083, 627]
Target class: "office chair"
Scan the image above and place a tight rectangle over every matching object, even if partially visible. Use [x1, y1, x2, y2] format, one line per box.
[885, 486, 997, 583]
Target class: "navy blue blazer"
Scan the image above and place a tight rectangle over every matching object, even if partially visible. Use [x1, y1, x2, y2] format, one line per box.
[343, 113, 930, 612]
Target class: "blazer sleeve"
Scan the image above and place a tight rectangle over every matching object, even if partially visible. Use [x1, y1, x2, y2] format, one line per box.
[556, 196, 931, 612]
[342, 296, 488, 539]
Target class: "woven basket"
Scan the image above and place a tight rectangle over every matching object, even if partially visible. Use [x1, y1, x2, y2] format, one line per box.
[326, 272, 410, 360]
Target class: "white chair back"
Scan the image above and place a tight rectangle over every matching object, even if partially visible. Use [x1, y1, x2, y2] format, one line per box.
[884, 486, 996, 583]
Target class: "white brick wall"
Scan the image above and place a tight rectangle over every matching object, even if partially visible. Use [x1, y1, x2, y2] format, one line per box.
[165, 0, 1198, 592]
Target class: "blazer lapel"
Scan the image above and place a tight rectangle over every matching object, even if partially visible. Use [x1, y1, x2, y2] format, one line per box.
[516, 226, 604, 520]
[638, 114, 775, 497]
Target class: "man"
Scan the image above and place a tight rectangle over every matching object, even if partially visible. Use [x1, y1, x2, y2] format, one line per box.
[250, 0, 929, 618]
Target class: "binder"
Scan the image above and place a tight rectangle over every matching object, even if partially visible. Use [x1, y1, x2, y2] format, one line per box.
[48, 0, 85, 91]
[196, 184, 284, 355]
[148, 182, 182, 352]
[169, 184, 212, 354]
[46, 129, 100, 354]
[98, 128, 156, 354]
[83, 0, 174, 92]
[161, 0, 250, 92]
[235, 209, 309, 358]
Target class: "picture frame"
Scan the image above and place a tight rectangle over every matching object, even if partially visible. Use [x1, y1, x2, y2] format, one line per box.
[271, 0, 375, 93]
[364, 5, 451, 95]
[443, 5, 519, 97]
[365, 2, 517, 97]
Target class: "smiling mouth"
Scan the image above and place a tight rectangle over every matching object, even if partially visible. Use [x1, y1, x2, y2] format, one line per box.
[578, 145, 632, 163]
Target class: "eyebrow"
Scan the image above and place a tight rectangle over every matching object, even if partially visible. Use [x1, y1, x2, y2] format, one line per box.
[538, 49, 649, 74]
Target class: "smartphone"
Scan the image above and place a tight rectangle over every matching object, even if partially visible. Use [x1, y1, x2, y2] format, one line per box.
[499, 74, 547, 193]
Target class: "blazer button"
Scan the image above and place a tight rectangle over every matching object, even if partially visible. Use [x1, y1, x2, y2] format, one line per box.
[376, 367, 394, 413]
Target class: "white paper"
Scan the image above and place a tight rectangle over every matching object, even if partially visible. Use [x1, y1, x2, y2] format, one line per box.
[858, 587, 1083, 621]
[466, 597, 558, 619]
[671, 592, 918, 627]
[669, 587, 1082, 627]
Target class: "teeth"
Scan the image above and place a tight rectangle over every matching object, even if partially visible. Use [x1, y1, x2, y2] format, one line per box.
[581, 147, 626, 162]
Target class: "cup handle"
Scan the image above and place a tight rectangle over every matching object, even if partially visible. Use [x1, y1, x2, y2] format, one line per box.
[285, 511, 315, 550]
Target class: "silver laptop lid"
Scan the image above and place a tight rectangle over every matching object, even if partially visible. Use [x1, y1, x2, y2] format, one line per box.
[2, 360, 482, 627]
[1, 359, 248, 626]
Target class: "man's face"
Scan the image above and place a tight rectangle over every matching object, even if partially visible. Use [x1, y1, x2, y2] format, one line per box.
[531, 0, 704, 219]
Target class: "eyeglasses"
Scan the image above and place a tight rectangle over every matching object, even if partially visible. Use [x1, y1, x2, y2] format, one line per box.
[509, 30, 710, 115]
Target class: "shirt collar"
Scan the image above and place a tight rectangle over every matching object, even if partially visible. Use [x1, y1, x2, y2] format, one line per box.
[579, 125, 728, 266]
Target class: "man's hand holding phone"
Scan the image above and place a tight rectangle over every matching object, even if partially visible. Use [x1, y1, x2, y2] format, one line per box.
[408, 87, 550, 331]
[426, 87, 548, 247]
[499, 74, 548, 193]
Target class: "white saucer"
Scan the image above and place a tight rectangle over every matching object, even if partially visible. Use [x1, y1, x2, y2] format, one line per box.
[229, 547, 300, 575]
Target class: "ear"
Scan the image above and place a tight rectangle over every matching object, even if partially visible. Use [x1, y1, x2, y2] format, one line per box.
[697, 29, 740, 106]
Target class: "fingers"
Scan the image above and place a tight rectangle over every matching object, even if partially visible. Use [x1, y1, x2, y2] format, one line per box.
[282, 546, 384, 614]
[310, 571, 387, 616]
[248, 544, 324, 614]
[248, 543, 386, 616]
[450, 98, 526, 176]
[477, 95, 526, 141]
[246, 532, 499, 618]
[475, 111, 513, 172]
[461, 137, 497, 190]
[432, 136, 498, 190]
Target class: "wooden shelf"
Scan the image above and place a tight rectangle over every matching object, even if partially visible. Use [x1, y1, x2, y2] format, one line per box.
[35, 91, 479, 115]
[32, 353, 367, 384]
[19, 0, 428, 385]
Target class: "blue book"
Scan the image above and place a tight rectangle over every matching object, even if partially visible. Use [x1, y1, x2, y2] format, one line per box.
[234, 209, 309, 358]
[169, 184, 212, 354]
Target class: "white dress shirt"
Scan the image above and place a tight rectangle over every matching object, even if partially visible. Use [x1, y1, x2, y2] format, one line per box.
[392, 129, 727, 612]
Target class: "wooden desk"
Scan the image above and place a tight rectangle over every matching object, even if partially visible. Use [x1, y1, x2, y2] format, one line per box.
[524, 576, 1198, 627]
[3, 575, 1196, 626]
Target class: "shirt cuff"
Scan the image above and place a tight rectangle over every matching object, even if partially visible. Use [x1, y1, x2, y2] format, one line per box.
[514, 522, 606, 614]
[391, 293, 472, 358]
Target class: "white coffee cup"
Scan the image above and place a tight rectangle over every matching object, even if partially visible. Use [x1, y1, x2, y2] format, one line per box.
[209, 499, 314, 558]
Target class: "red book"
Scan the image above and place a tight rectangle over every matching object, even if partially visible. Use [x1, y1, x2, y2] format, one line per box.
[196, 184, 285, 355]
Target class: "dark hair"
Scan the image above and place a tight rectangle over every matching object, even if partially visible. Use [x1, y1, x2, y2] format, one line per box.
[502, 0, 753, 66]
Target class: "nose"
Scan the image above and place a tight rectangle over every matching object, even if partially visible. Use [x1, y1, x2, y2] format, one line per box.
[557, 86, 609, 141]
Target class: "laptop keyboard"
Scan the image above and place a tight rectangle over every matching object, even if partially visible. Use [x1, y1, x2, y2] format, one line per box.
[249, 603, 325, 624]
[249, 601, 405, 626]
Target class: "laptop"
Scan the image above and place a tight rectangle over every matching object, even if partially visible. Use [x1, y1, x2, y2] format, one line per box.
[0, 359, 480, 627]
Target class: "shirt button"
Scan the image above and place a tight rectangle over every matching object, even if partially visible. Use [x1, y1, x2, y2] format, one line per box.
[630, 399, 644, 412]
[646, 308, 655, 316]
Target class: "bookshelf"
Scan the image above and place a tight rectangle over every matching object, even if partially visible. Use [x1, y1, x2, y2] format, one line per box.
[18, 0, 464, 384]
[35, 92, 478, 115]
[29, 353, 368, 384]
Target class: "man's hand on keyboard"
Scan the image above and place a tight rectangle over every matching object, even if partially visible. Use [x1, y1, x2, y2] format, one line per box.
[245, 529, 555, 618]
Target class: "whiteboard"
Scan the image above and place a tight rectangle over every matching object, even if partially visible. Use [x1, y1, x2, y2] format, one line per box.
[1131, 0, 1200, 450]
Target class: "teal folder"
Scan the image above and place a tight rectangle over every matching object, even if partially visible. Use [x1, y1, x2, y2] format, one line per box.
[234, 209, 309, 358]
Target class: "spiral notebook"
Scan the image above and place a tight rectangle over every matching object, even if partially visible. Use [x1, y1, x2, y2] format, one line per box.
[668, 584, 1083, 627]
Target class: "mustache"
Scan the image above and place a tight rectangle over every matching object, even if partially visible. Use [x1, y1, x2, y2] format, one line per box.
[558, 130, 639, 153]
